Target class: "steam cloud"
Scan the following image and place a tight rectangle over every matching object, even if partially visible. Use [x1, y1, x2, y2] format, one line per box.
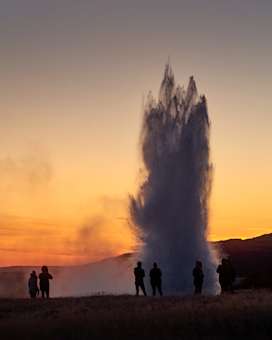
[130, 64, 218, 293]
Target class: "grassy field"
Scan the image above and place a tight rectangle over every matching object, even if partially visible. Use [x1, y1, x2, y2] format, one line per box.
[1, 290, 272, 339]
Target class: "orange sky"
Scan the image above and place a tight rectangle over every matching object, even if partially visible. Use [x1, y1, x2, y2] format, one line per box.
[0, 1, 272, 266]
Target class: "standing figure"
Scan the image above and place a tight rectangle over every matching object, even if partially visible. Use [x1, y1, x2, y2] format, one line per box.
[227, 257, 236, 293]
[28, 271, 39, 298]
[149, 262, 163, 296]
[192, 261, 204, 294]
[217, 258, 232, 293]
[134, 261, 147, 296]
[39, 265, 53, 298]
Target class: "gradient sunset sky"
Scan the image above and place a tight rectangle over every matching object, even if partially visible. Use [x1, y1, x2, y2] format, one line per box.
[1, 0, 272, 266]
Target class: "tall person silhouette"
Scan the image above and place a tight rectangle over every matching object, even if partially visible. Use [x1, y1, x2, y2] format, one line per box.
[149, 262, 163, 296]
[134, 261, 147, 296]
[39, 266, 53, 299]
[192, 260, 204, 294]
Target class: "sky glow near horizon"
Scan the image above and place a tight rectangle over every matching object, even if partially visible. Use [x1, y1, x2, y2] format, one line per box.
[0, 0, 272, 265]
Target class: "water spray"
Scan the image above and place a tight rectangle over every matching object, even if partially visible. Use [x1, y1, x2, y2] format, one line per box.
[130, 64, 218, 293]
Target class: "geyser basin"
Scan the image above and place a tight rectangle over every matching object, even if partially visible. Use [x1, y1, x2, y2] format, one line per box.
[130, 64, 218, 294]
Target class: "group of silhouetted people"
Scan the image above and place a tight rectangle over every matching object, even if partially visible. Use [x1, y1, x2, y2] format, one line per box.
[133, 258, 235, 296]
[28, 265, 53, 299]
[192, 258, 236, 294]
[134, 262, 162, 296]
[27, 259, 235, 299]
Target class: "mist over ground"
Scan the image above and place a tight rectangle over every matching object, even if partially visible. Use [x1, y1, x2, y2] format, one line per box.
[0, 254, 135, 298]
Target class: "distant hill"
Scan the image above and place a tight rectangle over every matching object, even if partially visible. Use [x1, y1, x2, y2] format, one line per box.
[1, 234, 272, 297]
[214, 233, 272, 288]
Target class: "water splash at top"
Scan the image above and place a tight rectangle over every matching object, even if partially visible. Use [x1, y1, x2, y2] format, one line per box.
[130, 63, 218, 294]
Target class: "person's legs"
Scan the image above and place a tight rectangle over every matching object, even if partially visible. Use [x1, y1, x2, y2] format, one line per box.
[46, 289, 49, 299]
[140, 282, 147, 296]
[194, 283, 201, 294]
[151, 283, 156, 296]
[230, 282, 234, 293]
[41, 290, 45, 298]
[157, 282, 163, 296]
[135, 283, 139, 296]
[219, 280, 225, 294]
[199, 282, 203, 294]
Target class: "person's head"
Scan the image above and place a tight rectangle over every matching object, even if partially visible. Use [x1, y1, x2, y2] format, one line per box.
[196, 260, 202, 268]
[153, 262, 157, 268]
[137, 261, 142, 268]
[31, 270, 36, 276]
[41, 265, 48, 273]
[222, 258, 227, 265]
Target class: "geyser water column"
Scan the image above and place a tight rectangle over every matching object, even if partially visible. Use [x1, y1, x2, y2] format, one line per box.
[130, 64, 218, 294]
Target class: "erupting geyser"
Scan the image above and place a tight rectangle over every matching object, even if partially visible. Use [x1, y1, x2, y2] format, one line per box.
[130, 64, 218, 294]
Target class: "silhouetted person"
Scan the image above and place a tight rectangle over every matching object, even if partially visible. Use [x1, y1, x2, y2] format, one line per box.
[39, 265, 53, 298]
[150, 262, 163, 296]
[134, 261, 147, 296]
[217, 258, 235, 293]
[193, 260, 204, 294]
[227, 257, 236, 293]
[28, 271, 39, 298]
[217, 258, 228, 293]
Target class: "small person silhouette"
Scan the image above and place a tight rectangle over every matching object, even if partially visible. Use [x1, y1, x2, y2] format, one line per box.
[28, 271, 39, 298]
[39, 265, 53, 299]
[192, 260, 204, 294]
[149, 262, 163, 296]
[217, 259, 226, 293]
[134, 261, 147, 296]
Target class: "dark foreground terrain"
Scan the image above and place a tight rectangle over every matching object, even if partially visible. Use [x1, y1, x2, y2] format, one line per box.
[1, 291, 272, 340]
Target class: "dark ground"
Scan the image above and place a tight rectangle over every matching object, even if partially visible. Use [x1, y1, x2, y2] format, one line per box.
[1, 290, 272, 339]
